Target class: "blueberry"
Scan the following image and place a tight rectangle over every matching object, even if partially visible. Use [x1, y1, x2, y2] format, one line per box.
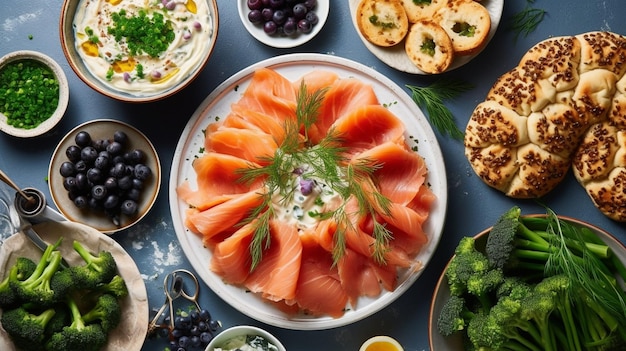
[59, 161, 75, 177]
[126, 188, 140, 201]
[75, 160, 87, 173]
[103, 194, 119, 209]
[87, 167, 104, 184]
[199, 331, 213, 344]
[73, 195, 88, 209]
[110, 162, 126, 178]
[66, 145, 82, 162]
[81, 146, 98, 165]
[63, 177, 77, 191]
[113, 130, 129, 145]
[118, 175, 133, 190]
[120, 199, 138, 215]
[129, 149, 147, 164]
[92, 138, 110, 152]
[94, 155, 109, 170]
[104, 177, 118, 191]
[75, 172, 88, 190]
[106, 141, 123, 156]
[74, 131, 92, 147]
[91, 184, 107, 200]
[134, 164, 152, 181]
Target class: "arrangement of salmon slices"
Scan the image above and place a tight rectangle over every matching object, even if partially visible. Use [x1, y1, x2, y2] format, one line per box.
[177, 67, 436, 318]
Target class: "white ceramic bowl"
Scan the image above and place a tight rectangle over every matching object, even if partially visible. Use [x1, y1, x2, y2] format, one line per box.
[237, 0, 329, 48]
[0, 50, 69, 137]
[59, 0, 219, 102]
[428, 215, 626, 350]
[205, 325, 286, 351]
[48, 119, 161, 234]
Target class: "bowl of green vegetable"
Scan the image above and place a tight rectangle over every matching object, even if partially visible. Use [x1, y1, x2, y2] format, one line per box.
[60, 0, 219, 103]
[205, 325, 286, 351]
[0, 50, 69, 138]
[429, 206, 626, 351]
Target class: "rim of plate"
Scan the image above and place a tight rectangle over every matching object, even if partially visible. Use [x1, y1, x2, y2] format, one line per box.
[347, 0, 504, 74]
[169, 53, 448, 330]
[237, 0, 330, 48]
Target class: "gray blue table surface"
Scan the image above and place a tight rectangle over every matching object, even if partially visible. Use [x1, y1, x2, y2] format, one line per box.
[1, 1, 625, 350]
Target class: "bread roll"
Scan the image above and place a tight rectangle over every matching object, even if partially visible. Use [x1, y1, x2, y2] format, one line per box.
[465, 31, 626, 220]
[405, 20, 454, 74]
[435, 0, 491, 55]
[399, 0, 446, 24]
[356, 0, 409, 47]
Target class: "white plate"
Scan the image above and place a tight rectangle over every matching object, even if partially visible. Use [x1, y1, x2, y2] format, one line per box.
[237, 0, 329, 48]
[169, 53, 448, 330]
[48, 119, 161, 234]
[0, 220, 149, 351]
[348, 0, 504, 74]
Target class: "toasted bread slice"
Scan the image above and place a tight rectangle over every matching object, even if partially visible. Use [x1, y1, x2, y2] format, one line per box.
[356, 0, 409, 47]
[435, 0, 491, 55]
[405, 20, 454, 74]
[399, 0, 446, 24]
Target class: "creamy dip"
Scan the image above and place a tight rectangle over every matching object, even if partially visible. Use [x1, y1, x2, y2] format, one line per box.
[73, 0, 214, 96]
[214, 334, 279, 351]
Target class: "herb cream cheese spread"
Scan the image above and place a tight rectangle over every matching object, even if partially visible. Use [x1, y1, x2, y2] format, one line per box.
[73, 0, 213, 96]
[214, 334, 279, 351]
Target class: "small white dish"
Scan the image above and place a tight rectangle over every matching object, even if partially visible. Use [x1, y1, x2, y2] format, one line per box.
[0, 50, 69, 137]
[205, 325, 286, 351]
[348, 0, 504, 74]
[237, 0, 329, 48]
[360, 335, 404, 351]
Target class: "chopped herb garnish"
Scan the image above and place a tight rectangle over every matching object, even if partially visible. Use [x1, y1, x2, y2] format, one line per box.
[453, 22, 476, 37]
[369, 15, 395, 29]
[0, 60, 59, 129]
[406, 79, 473, 139]
[107, 9, 175, 58]
[413, 0, 432, 4]
[420, 38, 436, 56]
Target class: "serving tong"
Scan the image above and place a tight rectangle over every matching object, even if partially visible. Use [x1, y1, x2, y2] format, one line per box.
[147, 269, 203, 336]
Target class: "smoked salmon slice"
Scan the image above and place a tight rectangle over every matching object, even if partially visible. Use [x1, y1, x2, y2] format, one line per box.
[177, 68, 436, 319]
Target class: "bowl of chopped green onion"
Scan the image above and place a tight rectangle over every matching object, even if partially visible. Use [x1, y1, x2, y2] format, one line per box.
[0, 50, 69, 138]
[60, 0, 219, 103]
[429, 206, 626, 350]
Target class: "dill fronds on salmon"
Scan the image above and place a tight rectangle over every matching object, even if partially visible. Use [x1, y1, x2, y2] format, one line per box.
[177, 68, 436, 318]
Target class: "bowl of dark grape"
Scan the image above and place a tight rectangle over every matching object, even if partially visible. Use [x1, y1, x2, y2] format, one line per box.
[238, 0, 329, 48]
[48, 119, 161, 234]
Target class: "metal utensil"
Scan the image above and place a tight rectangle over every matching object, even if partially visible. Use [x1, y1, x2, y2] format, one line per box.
[13, 187, 69, 268]
[0, 169, 35, 205]
[147, 269, 202, 336]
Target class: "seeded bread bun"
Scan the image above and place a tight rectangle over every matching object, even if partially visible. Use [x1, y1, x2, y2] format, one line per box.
[405, 20, 455, 74]
[464, 31, 626, 221]
[399, 0, 446, 24]
[435, 0, 491, 55]
[356, 0, 409, 47]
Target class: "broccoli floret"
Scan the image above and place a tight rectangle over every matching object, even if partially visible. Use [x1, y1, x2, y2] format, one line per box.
[437, 294, 476, 337]
[44, 304, 70, 340]
[70, 240, 117, 289]
[0, 257, 37, 308]
[10, 240, 67, 308]
[45, 297, 107, 351]
[94, 274, 128, 299]
[466, 268, 504, 310]
[0, 306, 56, 350]
[446, 237, 491, 296]
[485, 206, 521, 269]
[82, 293, 121, 333]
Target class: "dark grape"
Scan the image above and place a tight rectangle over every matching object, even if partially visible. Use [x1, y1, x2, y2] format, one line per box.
[246, 0, 319, 38]
[247, 0, 262, 10]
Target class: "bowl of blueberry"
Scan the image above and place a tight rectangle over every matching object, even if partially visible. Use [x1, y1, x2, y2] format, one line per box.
[48, 119, 161, 233]
[238, 0, 329, 48]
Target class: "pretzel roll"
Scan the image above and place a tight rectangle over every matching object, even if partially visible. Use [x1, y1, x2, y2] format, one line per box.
[405, 20, 454, 74]
[435, 0, 490, 55]
[465, 31, 626, 217]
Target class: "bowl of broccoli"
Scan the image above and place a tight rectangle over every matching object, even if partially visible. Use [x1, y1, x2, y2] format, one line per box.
[429, 206, 626, 351]
[0, 220, 148, 351]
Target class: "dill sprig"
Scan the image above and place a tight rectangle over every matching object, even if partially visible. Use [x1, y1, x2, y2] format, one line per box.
[238, 82, 396, 270]
[544, 210, 626, 328]
[509, 0, 546, 40]
[406, 79, 473, 140]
